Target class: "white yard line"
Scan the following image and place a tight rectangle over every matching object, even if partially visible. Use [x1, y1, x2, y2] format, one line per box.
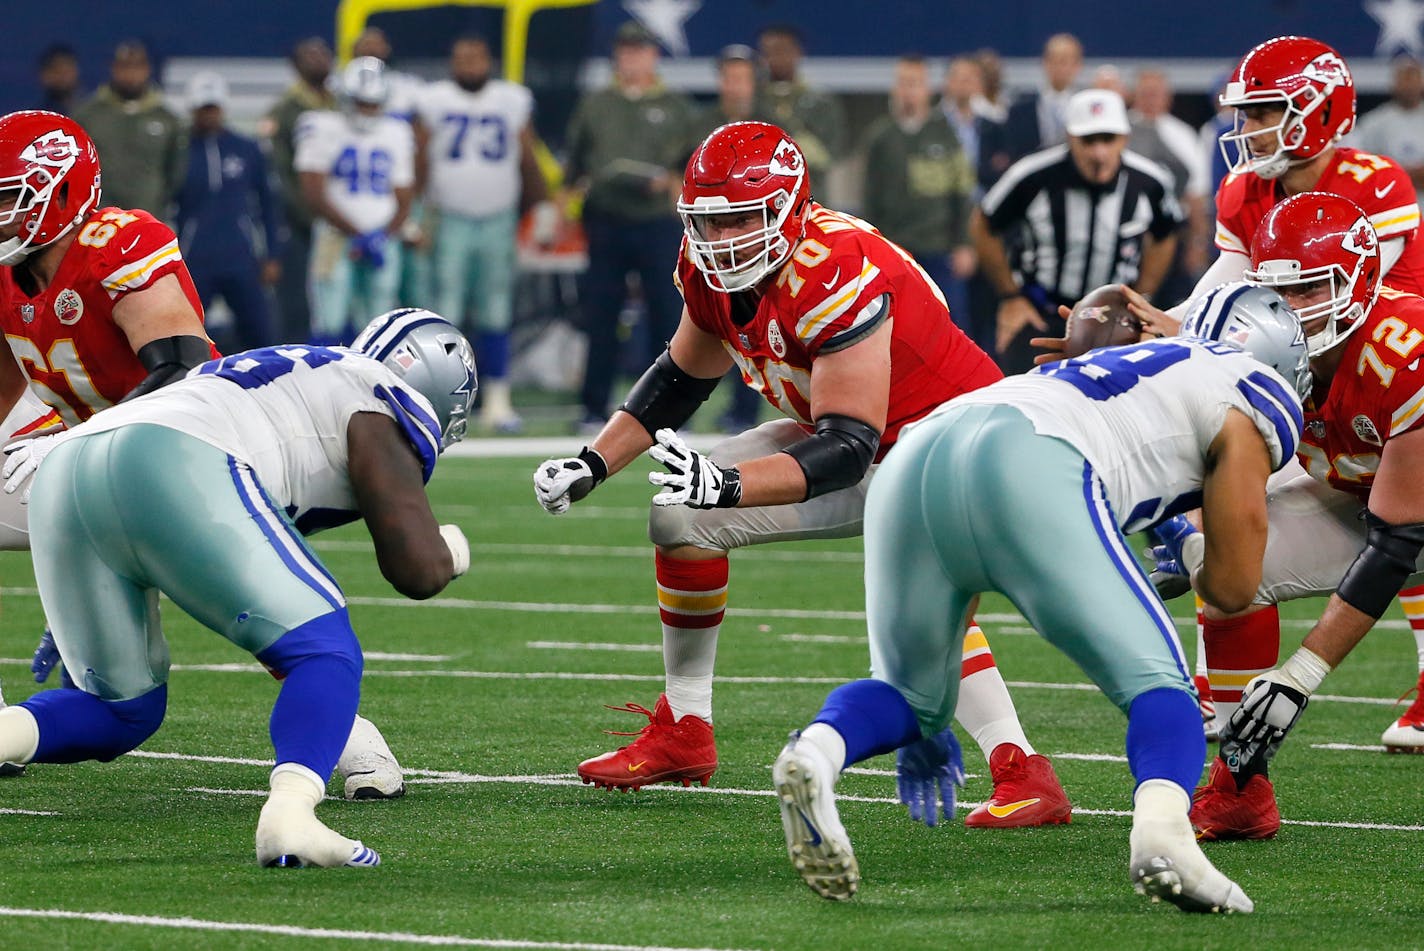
[0, 907, 754, 951]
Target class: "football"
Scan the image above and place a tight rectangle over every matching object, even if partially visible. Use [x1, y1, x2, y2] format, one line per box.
[1061, 284, 1143, 359]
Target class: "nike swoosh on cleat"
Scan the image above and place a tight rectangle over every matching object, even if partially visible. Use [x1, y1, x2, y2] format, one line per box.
[797, 808, 823, 846]
[627, 761, 647, 772]
[985, 797, 1042, 818]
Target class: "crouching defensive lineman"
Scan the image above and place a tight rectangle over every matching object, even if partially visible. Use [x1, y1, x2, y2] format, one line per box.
[0, 308, 475, 867]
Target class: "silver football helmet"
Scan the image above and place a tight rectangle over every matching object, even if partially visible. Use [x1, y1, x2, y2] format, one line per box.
[1180, 281, 1312, 399]
[353, 308, 477, 448]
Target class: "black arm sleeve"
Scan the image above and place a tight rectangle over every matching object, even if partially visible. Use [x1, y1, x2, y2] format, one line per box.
[120, 335, 213, 402]
[782, 414, 881, 501]
[619, 349, 722, 437]
[1336, 511, 1424, 619]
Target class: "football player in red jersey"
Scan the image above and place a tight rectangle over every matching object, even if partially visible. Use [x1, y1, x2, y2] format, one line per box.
[1147, 194, 1424, 839]
[534, 121, 1072, 826]
[1116, 37, 1424, 750]
[0, 110, 405, 801]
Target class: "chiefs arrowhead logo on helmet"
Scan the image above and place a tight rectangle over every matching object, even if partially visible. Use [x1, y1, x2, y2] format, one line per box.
[1343, 216, 1378, 256]
[22, 132, 78, 167]
[1302, 52, 1350, 88]
[768, 139, 803, 177]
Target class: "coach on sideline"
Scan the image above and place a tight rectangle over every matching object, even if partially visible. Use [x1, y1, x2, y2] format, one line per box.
[972, 89, 1182, 374]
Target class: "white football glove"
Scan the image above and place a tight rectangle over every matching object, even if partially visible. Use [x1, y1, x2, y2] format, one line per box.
[439, 524, 470, 577]
[533, 447, 608, 515]
[647, 428, 742, 509]
[1218, 669, 1309, 772]
[2, 432, 63, 503]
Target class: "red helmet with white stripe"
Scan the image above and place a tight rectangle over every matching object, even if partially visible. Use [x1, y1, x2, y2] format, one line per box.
[0, 110, 101, 266]
[1218, 36, 1355, 181]
[678, 121, 811, 293]
[1245, 191, 1381, 356]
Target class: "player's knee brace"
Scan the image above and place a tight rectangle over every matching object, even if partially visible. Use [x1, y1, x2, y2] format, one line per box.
[23, 684, 168, 763]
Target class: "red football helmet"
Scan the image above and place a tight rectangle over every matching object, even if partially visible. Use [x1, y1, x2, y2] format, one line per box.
[1245, 191, 1381, 356]
[1218, 36, 1355, 181]
[0, 110, 101, 266]
[678, 121, 810, 293]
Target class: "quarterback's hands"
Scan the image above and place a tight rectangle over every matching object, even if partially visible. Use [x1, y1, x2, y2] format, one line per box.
[30, 628, 59, 684]
[3, 432, 62, 503]
[647, 428, 742, 510]
[896, 727, 966, 828]
[533, 446, 608, 515]
[1218, 668, 1310, 773]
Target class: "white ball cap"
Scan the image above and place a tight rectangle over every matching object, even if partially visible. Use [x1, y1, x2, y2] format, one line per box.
[186, 71, 230, 110]
[1065, 89, 1130, 137]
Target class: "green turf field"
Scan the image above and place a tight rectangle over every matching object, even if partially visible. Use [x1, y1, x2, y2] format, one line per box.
[0, 451, 1420, 949]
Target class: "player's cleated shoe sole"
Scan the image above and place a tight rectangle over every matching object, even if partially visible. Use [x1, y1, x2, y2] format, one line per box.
[1381, 721, 1424, 754]
[577, 763, 715, 791]
[1132, 856, 1253, 914]
[344, 769, 407, 800]
[772, 734, 858, 901]
[263, 842, 382, 869]
[0, 762, 26, 777]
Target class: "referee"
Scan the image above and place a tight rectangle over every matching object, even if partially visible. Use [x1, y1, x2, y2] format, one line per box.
[972, 89, 1182, 373]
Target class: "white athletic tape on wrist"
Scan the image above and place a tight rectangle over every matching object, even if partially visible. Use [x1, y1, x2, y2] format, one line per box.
[440, 524, 470, 577]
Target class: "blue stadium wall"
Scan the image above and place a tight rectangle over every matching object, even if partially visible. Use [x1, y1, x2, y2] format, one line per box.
[3, 0, 1408, 113]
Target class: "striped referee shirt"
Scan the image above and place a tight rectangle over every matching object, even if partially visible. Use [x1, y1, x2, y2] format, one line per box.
[980, 144, 1183, 305]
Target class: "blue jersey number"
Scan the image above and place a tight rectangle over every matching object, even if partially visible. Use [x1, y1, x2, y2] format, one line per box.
[200, 346, 343, 389]
[331, 147, 394, 195]
[1037, 340, 1196, 400]
[442, 114, 508, 161]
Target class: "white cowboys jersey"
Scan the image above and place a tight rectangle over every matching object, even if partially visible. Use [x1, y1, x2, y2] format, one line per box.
[945, 338, 1304, 534]
[416, 78, 533, 218]
[67, 347, 442, 535]
[294, 110, 415, 233]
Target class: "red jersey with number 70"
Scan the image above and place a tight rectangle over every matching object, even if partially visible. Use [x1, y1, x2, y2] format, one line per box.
[0, 207, 211, 425]
[1215, 147, 1424, 294]
[675, 202, 1002, 458]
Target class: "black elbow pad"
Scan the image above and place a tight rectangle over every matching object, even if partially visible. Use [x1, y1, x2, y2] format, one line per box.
[782, 414, 881, 500]
[1336, 511, 1424, 619]
[122, 335, 214, 401]
[619, 349, 721, 437]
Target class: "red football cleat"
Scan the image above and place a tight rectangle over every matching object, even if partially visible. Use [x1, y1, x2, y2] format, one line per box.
[964, 743, 1072, 828]
[1381, 671, 1424, 753]
[577, 694, 717, 791]
[1190, 756, 1280, 841]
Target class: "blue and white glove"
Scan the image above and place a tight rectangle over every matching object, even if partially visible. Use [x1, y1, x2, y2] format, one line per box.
[1145, 514, 1201, 600]
[896, 727, 966, 827]
[3, 432, 62, 503]
[647, 428, 742, 510]
[533, 447, 608, 515]
[350, 230, 388, 269]
[31, 628, 59, 684]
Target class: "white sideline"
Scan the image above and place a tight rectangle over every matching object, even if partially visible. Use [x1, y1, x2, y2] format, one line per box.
[0, 907, 754, 951]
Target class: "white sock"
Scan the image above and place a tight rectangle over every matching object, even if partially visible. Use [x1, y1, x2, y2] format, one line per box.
[0, 706, 39, 764]
[270, 762, 325, 804]
[480, 379, 515, 419]
[955, 664, 1034, 757]
[799, 722, 848, 772]
[663, 628, 717, 723]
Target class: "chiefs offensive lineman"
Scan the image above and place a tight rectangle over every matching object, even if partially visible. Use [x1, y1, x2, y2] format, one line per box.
[533, 120, 1072, 826]
[0, 110, 400, 799]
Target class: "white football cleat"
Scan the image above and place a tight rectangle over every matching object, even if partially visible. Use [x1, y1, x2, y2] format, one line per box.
[772, 731, 859, 901]
[256, 766, 380, 868]
[1130, 779, 1252, 913]
[337, 715, 406, 800]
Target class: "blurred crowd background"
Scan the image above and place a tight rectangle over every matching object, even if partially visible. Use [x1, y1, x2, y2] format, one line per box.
[6, 0, 1420, 433]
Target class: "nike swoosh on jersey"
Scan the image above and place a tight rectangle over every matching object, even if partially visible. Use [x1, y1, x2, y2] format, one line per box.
[121, 236, 142, 254]
[985, 797, 1042, 818]
[821, 267, 841, 290]
[1376, 181, 1397, 199]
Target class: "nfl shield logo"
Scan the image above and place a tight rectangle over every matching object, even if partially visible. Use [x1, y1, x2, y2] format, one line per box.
[19, 304, 34, 324]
